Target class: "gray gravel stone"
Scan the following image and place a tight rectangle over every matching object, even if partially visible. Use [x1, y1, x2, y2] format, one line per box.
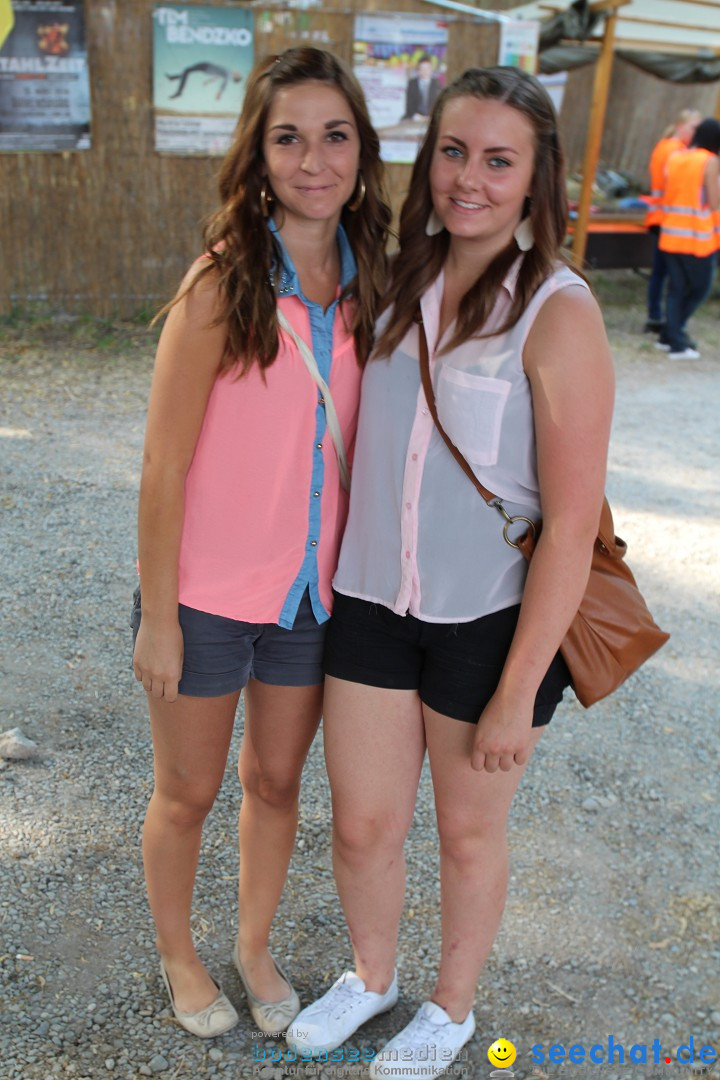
[0, 726, 39, 760]
[1, 291, 719, 1079]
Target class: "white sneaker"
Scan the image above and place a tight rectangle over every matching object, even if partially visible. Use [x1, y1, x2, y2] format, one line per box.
[654, 341, 671, 352]
[368, 1000, 476, 1080]
[286, 970, 398, 1057]
[668, 347, 700, 359]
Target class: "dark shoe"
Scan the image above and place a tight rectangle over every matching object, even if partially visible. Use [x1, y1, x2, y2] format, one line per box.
[668, 347, 700, 359]
[643, 319, 665, 333]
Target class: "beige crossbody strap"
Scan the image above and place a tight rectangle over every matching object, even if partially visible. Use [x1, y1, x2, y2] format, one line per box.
[277, 309, 350, 492]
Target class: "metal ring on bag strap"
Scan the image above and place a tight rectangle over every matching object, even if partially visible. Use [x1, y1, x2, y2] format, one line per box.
[490, 499, 537, 549]
[502, 516, 537, 548]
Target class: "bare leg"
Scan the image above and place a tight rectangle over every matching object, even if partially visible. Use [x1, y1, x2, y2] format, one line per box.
[323, 676, 426, 992]
[424, 706, 544, 1021]
[236, 679, 323, 1000]
[142, 691, 239, 1013]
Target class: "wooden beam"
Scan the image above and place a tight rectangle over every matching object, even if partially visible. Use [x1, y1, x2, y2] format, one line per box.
[614, 14, 720, 32]
[612, 35, 720, 52]
[672, 0, 720, 9]
[571, 10, 617, 268]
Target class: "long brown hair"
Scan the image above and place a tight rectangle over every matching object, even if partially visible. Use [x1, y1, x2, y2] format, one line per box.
[375, 66, 572, 359]
[161, 48, 391, 375]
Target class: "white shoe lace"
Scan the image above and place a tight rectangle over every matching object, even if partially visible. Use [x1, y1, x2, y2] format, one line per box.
[383, 1009, 456, 1061]
[306, 979, 369, 1021]
[408, 1011, 446, 1044]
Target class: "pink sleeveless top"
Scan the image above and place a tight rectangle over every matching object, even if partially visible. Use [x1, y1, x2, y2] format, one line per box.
[177, 224, 361, 628]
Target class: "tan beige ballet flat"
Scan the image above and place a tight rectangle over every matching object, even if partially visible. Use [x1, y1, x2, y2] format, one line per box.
[233, 941, 301, 1035]
[160, 959, 238, 1038]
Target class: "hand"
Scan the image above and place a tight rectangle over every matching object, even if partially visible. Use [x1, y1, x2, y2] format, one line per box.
[132, 618, 184, 703]
[471, 691, 534, 773]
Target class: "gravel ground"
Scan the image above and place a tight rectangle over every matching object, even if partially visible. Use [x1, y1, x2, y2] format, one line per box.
[1, 274, 719, 1080]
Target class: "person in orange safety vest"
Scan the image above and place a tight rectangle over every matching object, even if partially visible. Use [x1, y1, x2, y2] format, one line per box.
[656, 118, 720, 359]
[643, 109, 700, 333]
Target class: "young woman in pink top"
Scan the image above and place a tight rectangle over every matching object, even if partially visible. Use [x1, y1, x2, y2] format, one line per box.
[132, 48, 389, 1038]
[288, 67, 614, 1077]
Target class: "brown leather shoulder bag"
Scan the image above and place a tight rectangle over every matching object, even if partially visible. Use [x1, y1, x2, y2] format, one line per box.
[417, 320, 669, 707]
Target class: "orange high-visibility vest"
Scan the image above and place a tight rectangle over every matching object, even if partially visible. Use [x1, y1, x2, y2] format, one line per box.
[659, 148, 718, 257]
[645, 136, 684, 227]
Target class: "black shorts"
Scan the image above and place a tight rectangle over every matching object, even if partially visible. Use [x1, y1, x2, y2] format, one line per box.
[324, 592, 571, 726]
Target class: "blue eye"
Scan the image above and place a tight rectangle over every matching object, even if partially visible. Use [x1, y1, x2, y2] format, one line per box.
[489, 156, 511, 168]
[440, 145, 462, 158]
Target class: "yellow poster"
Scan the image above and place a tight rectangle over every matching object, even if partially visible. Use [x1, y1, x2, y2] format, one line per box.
[0, 0, 15, 51]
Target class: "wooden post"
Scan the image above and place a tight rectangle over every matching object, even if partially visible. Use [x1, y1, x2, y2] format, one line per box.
[571, 10, 617, 267]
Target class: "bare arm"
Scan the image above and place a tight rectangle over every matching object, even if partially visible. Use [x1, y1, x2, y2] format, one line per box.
[471, 284, 615, 772]
[133, 265, 227, 701]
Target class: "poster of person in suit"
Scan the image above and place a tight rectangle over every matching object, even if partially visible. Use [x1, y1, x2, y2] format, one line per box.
[402, 55, 442, 121]
[353, 14, 447, 165]
[153, 4, 253, 156]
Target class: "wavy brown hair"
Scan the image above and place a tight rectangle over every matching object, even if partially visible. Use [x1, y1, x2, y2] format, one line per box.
[160, 48, 391, 375]
[375, 66, 574, 359]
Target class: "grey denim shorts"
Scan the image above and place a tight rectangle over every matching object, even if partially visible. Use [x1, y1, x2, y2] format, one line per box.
[130, 586, 326, 697]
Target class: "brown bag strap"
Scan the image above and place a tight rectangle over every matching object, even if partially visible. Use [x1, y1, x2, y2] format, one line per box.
[416, 316, 537, 549]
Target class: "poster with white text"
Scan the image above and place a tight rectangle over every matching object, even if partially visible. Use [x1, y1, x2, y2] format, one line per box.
[353, 14, 448, 165]
[0, 0, 91, 152]
[153, 4, 254, 156]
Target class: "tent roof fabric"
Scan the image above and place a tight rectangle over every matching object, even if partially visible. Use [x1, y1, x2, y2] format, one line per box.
[506, 0, 720, 53]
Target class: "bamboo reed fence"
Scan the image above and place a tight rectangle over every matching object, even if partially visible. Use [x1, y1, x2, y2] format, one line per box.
[0, 0, 715, 316]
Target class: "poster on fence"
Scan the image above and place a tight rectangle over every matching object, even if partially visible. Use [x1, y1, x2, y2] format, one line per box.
[153, 4, 253, 156]
[0, 0, 91, 152]
[497, 20, 539, 74]
[353, 14, 448, 165]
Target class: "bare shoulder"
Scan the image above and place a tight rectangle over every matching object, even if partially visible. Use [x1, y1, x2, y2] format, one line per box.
[155, 259, 228, 373]
[533, 279, 605, 337]
[524, 279, 611, 378]
[144, 261, 229, 467]
[167, 257, 225, 332]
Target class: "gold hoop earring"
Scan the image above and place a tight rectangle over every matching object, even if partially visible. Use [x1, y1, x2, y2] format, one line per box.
[260, 182, 274, 219]
[347, 173, 366, 212]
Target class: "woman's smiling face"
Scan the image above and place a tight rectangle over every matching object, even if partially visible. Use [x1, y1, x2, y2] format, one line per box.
[429, 95, 535, 254]
[262, 80, 361, 229]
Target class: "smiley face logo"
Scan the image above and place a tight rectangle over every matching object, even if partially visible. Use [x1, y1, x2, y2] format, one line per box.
[488, 1039, 517, 1069]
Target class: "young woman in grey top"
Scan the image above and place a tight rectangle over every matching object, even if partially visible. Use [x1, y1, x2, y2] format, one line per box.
[288, 67, 615, 1079]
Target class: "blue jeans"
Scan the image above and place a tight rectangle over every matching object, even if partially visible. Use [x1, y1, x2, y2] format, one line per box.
[663, 251, 716, 351]
[646, 226, 667, 323]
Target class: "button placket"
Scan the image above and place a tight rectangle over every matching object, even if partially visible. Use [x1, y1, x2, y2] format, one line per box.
[397, 388, 434, 609]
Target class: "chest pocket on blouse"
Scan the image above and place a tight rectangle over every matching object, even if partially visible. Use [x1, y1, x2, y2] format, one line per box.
[435, 365, 512, 466]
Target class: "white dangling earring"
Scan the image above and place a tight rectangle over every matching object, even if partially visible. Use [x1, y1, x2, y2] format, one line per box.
[514, 216, 534, 252]
[425, 209, 445, 236]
